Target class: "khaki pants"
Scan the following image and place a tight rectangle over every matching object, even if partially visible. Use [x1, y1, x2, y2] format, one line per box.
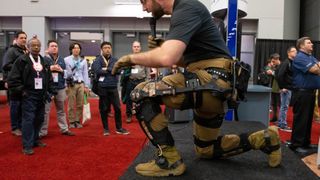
[67, 83, 84, 123]
[135, 59, 235, 157]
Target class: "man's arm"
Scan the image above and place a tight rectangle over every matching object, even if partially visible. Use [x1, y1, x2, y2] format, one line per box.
[131, 39, 186, 68]
[309, 62, 320, 75]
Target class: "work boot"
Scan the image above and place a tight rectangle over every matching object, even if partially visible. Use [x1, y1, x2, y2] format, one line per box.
[135, 146, 186, 177]
[248, 125, 281, 167]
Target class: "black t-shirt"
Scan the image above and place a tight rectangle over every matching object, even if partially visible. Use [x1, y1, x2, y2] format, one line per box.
[166, 0, 232, 65]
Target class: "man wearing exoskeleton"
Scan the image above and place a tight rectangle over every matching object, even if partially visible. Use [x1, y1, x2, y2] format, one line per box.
[112, 0, 281, 177]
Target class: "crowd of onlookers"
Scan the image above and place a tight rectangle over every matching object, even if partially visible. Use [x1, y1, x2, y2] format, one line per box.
[259, 37, 320, 155]
[1, 31, 154, 155]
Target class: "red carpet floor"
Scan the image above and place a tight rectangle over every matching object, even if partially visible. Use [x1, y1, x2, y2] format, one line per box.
[0, 94, 319, 179]
[0, 96, 146, 180]
[270, 108, 320, 145]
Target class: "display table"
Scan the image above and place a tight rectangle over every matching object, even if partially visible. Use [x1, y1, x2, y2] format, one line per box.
[237, 84, 272, 126]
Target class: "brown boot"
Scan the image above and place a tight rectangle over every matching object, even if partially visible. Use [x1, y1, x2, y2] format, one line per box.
[248, 125, 281, 167]
[135, 146, 186, 177]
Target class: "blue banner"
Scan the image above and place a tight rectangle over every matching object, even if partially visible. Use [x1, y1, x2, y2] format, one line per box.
[227, 0, 238, 59]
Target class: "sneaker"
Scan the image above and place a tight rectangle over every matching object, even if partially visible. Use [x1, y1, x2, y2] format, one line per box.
[108, 113, 114, 118]
[69, 123, 76, 128]
[116, 128, 130, 135]
[22, 148, 34, 155]
[279, 126, 292, 132]
[34, 141, 47, 147]
[126, 116, 132, 123]
[11, 129, 22, 136]
[62, 130, 75, 136]
[103, 130, 110, 136]
[76, 122, 83, 128]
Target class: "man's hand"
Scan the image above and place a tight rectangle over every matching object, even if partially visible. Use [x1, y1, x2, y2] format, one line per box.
[148, 35, 164, 50]
[112, 55, 134, 75]
[84, 87, 90, 95]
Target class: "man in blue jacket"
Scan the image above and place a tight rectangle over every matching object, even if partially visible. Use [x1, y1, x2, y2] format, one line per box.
[92, 42, 129, 136]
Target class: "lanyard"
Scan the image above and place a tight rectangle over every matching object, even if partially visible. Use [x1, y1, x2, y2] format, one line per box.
[29, 54, 43, 77]
[102, 56, 109, 68]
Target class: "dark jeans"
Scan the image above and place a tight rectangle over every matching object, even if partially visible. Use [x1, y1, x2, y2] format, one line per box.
[21, 93, 45, 149]
[291, 90, 315, 147]
[125, 79, 144, 117]
[99, 88, 122, 130]
[10, 100, 22, 131]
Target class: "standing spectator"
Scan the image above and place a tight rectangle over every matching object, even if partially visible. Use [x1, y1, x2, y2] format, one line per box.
[64, 42, 90, 128]
[92, 41, 129, 136]
[277, 46, 297, 132]
[289, 37, 320, 154]
[124, 41, 148, 123]
[39, 40, 75, 137]
[2, 31, 28, 136]
[266, 53, 281, 122]
[7, 37, 54, 155]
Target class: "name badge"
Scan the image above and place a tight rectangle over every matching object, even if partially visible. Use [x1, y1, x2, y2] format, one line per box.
[131, 68, 138, 74]
[99, 76, 105, 82]
[52, 73, 59, 83]
[34, 78, 43, 89]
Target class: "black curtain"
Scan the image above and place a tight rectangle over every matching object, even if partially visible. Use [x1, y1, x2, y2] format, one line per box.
[253, 39, 320, 83]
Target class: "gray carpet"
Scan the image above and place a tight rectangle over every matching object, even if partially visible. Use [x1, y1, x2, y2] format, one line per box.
[120, 121, 318, 180]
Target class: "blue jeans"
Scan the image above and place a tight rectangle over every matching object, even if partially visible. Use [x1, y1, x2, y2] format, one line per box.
[278, 90, 292, 128]
[10, 100, 22, 131]
[21, 93, 45, 149]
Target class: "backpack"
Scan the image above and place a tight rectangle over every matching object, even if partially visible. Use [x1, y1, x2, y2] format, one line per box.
[257, 71, 270, 86]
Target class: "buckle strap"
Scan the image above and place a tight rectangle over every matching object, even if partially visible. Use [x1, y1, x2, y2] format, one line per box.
[205, 67, 231, 82]
[156, 156, 183, 170]
[261, 130, 280, 154]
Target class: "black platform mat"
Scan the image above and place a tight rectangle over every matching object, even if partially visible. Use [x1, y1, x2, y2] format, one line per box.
[120, 121, 318, 180]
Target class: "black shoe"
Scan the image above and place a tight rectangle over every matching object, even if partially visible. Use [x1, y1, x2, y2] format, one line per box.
[34, 141, 47, 147]
[22, 148, 34, 155]
[304, 144, 318, 149]
[62, 131, 75, 136]
[116, 128, 129, 135]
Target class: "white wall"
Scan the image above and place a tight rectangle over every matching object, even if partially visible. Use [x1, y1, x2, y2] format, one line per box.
[245, 0, 285, 39]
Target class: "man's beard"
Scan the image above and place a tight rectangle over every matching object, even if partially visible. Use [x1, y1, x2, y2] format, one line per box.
[152, 0, 165, 19]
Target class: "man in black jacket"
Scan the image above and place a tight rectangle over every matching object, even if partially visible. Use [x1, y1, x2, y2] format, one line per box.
[275, 46, 297, 131]
[7, 37, 55, 155]
[2, 31, 28, 136]
[92, 41, 129, 136]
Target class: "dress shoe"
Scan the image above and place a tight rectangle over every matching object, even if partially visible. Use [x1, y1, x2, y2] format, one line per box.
[22, 148, 34, 155]
[34, 141, 47, 147]
[305, 144, 318, 149]
[62, 131, 75, 136]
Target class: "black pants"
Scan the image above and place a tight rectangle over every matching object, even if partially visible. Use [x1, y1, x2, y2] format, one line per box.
[125, 79, 144, 117]
[271, 92, 280, 121]
[21, 92, 45, 148]
[98, 88, 122, 131]
[291, 89, 315, 147]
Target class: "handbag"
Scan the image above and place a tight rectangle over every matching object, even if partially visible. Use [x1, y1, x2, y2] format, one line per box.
[82, 94, 91, 124]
